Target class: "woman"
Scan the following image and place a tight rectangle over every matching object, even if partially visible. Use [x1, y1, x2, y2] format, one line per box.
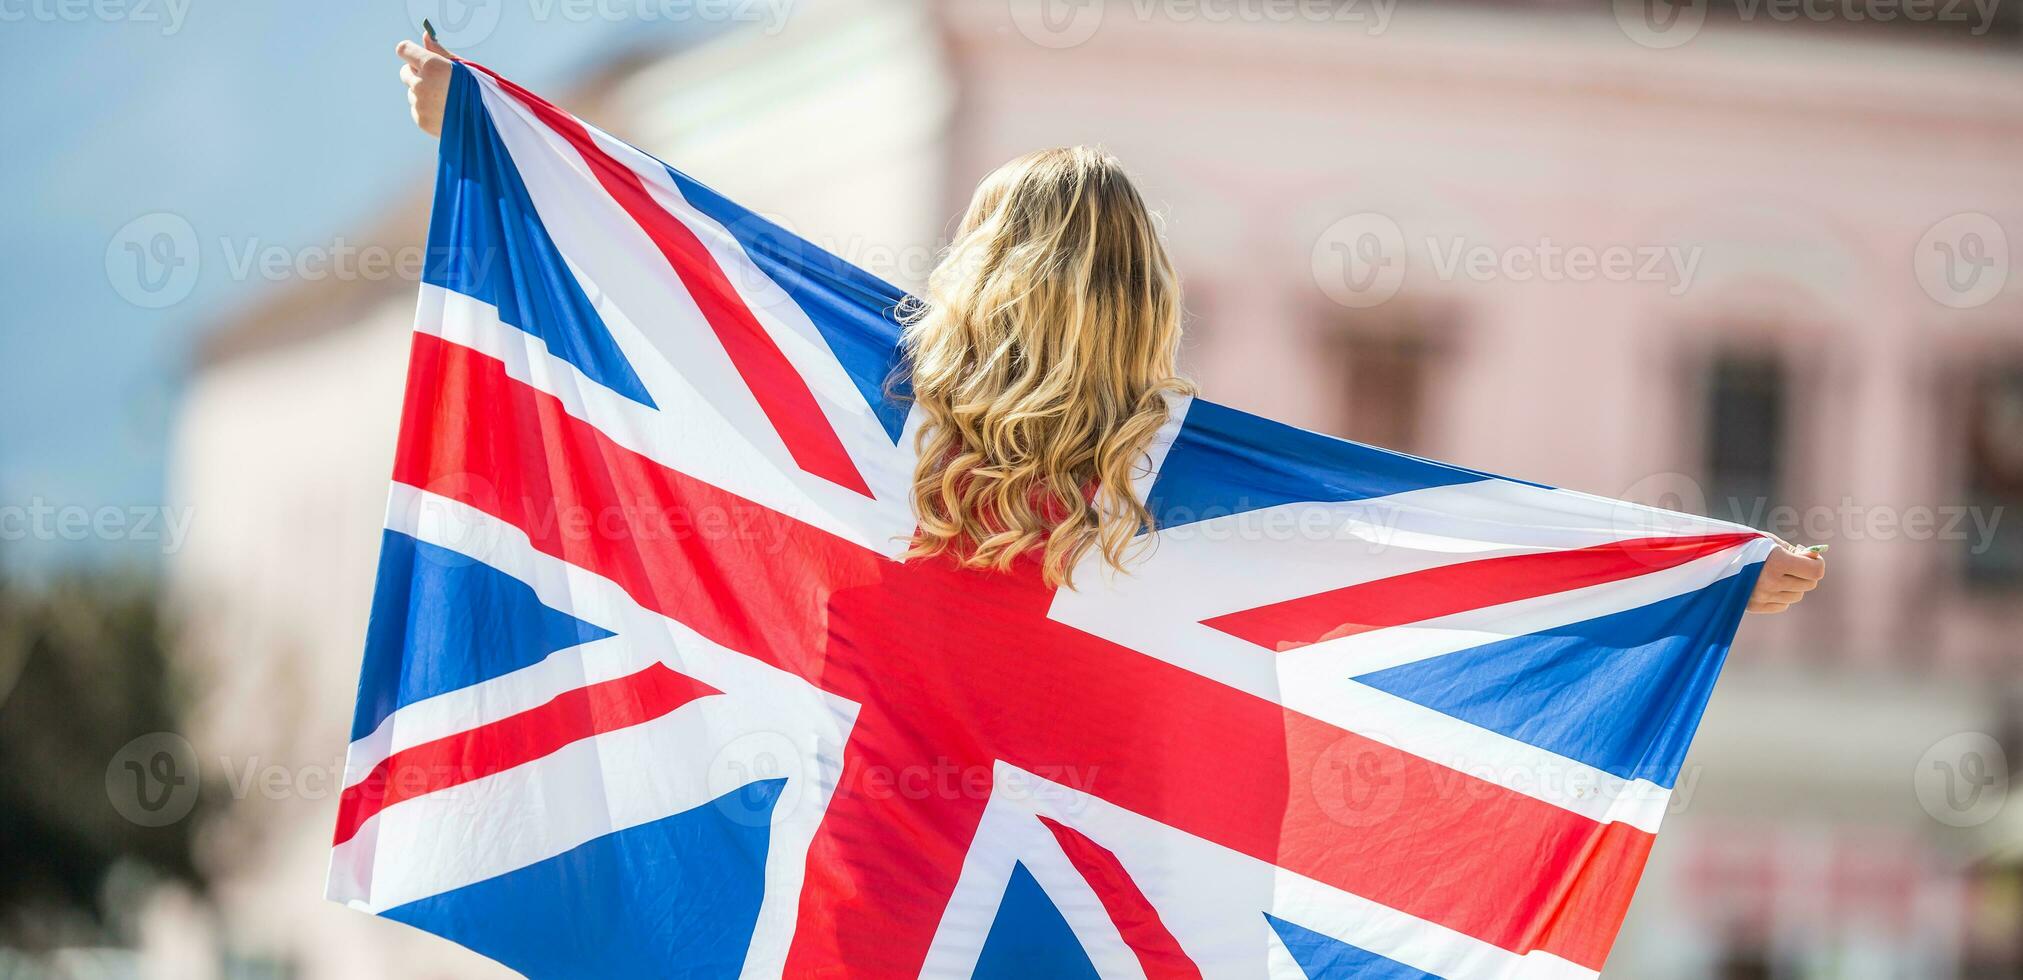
[394, 37, 1825, 612]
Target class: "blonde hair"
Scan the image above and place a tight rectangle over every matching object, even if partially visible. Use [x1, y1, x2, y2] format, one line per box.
[901, 146, 1193, 587]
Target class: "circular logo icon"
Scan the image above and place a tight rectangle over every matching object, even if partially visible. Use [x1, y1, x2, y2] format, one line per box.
[106, 212, 199, 309]
[1313, 212, 1407, 309]
[1614, 0, 1707, 49]
[1009, 0, 1105, 49]
[1310, 733, 1407, 829]
[400, 471, 501, 566]
[106, 732, 200, 827]
[708, 730, 807, 827]
[1915, 731, 2007, 828]
[408, 0, 502, 48]
[722, 209, 803, 317]
[1915, 212, 2009, 310]
[1610, 471, 1716, 542]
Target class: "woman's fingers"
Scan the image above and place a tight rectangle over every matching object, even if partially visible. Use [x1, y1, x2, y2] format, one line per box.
[1788, 553, 1826, 581]
[1746, 541, 1829, 615]
[395, 36, 456, 137]
[1767, 572, 1820, 593]
[1762, 544, 1826, 581]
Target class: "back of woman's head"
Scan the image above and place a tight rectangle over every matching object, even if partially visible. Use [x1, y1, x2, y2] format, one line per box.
[902, 146, 1193, 587]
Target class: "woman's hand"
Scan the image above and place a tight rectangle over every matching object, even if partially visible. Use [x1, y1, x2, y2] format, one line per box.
[396, 35, 457, 137]
[1748, 541, 1825, 614]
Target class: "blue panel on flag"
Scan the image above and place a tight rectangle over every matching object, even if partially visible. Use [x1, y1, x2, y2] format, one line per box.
[383, 779, 786, 980]
[348, 530, 614, 741]
[972, 863, 1101, 980]
[1265, 914, 1438, 979]
[1147, 399, 1528, 530]
[660, 164, 913, 443]
[1352, 562, 1760, 788]
[428, 64, 657, 408]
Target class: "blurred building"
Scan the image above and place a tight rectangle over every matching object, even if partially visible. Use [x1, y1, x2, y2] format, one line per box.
[167, 1, 2023, 976]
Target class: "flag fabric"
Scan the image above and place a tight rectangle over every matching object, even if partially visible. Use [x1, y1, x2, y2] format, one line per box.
[328, 60, 1772, 979]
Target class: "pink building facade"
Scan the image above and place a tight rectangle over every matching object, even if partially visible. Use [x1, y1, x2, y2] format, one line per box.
[168, 2, 2023, 975]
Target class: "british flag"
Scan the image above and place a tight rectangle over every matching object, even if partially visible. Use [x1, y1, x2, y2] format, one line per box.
[327, 60, 1774, 979]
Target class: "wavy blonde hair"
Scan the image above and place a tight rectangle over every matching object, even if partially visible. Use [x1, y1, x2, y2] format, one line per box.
[901, 146, 1193, 587]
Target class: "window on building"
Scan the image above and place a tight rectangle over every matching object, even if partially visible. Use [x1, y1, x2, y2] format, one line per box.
[1964, 363, 2023, 589]
[1324, 311, 1445, 453]
[1703, 353, 1787, 529]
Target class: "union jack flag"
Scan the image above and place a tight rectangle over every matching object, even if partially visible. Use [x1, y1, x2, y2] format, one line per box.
[328, 60, 1773, 979]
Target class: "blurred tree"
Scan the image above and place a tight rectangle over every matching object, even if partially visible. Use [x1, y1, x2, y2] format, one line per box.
[0, 571, 213, 950]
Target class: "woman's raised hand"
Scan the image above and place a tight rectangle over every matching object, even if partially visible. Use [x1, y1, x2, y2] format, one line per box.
[396, 34, 457, 137]
[1747, 541, 1826, 614]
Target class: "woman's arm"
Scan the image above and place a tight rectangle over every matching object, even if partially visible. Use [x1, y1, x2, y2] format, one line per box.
[1748, 541, 1825, 614]
[396, 35, 456, 137]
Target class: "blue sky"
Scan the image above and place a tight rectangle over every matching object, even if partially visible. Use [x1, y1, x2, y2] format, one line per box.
[0, 4, 700, 572]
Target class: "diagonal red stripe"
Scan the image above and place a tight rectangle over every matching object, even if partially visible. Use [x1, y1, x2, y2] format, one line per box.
[465, 61, 874, 498]
[1203, 532, 1760, 652]
[1038, 816, 1203, 979]
[332, 662, 717, 845]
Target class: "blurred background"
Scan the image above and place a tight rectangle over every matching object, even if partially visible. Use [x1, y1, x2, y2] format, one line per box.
[2, 0, 2020, 977]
